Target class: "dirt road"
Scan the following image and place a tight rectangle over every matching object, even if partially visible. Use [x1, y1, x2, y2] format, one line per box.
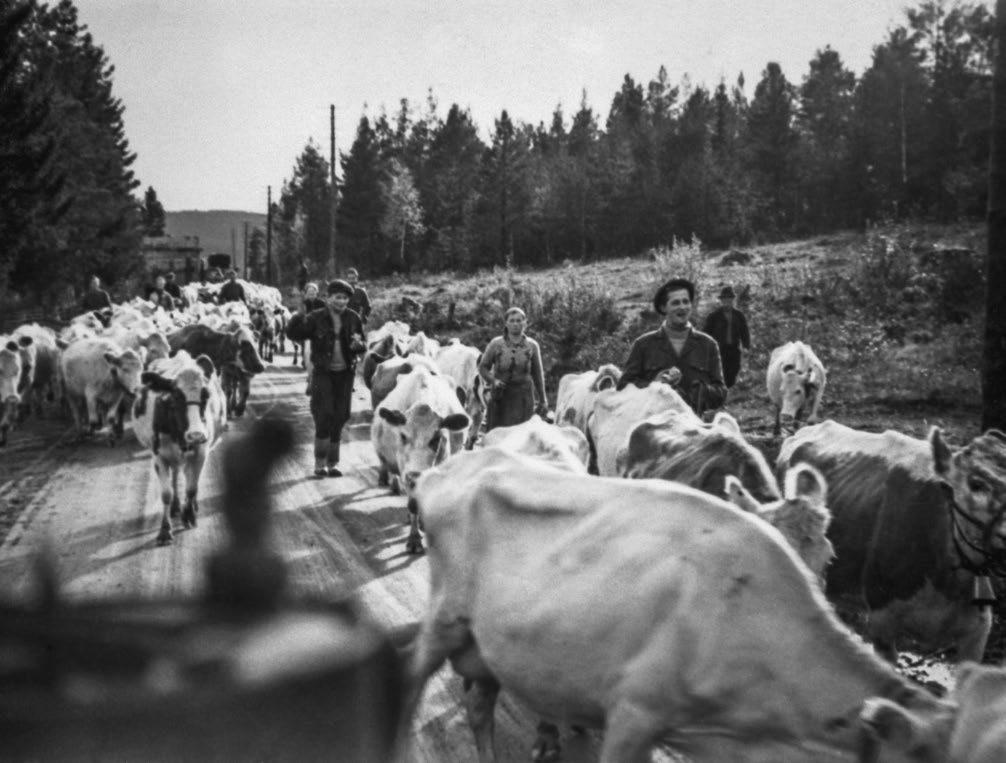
[0, 356, 632, 762]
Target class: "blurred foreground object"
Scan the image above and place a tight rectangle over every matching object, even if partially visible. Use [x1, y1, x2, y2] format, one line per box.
[0, 418, 404, 762]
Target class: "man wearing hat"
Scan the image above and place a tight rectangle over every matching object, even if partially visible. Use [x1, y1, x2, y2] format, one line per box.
[286, 279, 367, 478]
[703, 285, 751, 388]
[617, 278, 727, 414]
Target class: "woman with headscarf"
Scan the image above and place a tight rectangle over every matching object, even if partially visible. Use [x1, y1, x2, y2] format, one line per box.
[478, 307, 548, 431]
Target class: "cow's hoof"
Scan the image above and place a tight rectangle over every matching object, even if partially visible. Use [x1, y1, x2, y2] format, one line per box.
[157, 528, 173, 545]
[182, 507, 197, 529]
[405, 537, 425, 555]
[390, 476, 402, 496]
[170, 497, 181, 518]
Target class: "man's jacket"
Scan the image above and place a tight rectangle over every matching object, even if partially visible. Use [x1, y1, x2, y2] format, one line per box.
[286, 307, 366, 371]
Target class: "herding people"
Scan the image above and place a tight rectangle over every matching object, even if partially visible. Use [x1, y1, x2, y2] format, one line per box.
[345, 267, 372, 324]
[703, 284, 751, 388]
[145, 274, 176, 311]
[478, 306, 548, 430]
[286, 279, 367, 478]
[618, 278, 727, 414]
[218, 269, 246, 304]
[81, 275, 112, 313]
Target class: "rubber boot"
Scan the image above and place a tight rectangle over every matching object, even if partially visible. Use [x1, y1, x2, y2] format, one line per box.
[326, 439, 341, 477]
[313, 437, 328, 478]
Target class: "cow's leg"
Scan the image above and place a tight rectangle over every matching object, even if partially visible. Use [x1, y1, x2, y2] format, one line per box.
[956, 606, 992, 663]
[181, 451, 204, 529]
[597, 699, 665, 763]
[406, 509, 424, 554]
[66, 393, 86, 439]
[464, 677, 500, 762]
[155, 460, 175, 545]
[84, 388, 100, 432]
[773, 407, 781, 437]
[531, 721, 561, 762]
[377, 460, 390, 487]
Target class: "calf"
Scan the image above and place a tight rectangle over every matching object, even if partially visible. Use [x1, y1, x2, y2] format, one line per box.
[132, 351, 227, 544]
[60, 338, 144, 442]
[371, 366, 470, 553]
[405, 449, 956, 762]
[767, 340, 827, 436]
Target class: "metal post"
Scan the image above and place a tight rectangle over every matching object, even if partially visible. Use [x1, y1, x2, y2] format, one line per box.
[266, 185, 273, 285]
[330, 104, 337, 277]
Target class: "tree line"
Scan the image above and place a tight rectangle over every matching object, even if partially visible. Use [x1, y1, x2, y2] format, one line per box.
[0, 0, 995, 299]
[267, 0, 994, 281]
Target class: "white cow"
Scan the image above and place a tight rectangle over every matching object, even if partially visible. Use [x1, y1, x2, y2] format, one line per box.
[0, 336, 24, 446]
[132, 351, 227, 544]
[554, 363, 621, 435]
[435, 339, 485, 448]
[588, 380, 692, 476]
[766, 340, 826, 436]
[404, 448, 957, 762]
[60, 337, 144, 442]
[369, 354, 441, 410]
[371, 365, 470, 553]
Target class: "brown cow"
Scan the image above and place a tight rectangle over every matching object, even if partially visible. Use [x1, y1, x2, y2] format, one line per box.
[168, 324, 264, 417]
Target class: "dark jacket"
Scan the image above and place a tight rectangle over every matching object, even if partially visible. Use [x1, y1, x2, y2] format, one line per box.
[348, 286, 371, 322]
[146, 288, 176, 311]
[703, 307, 751, 350]
[82, 288, 112, 312]
[286, 307, 366, 371]
[617, 325, 728, 412]
[218, 280, 246, 304]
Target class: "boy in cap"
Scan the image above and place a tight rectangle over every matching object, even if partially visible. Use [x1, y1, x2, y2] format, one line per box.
[286, 279, 367, 477]
[703, 285, 751, 388]
[617, 277, 727, 414]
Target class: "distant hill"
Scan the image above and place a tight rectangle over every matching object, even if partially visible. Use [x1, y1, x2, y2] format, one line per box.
[165, 210, 267, 258]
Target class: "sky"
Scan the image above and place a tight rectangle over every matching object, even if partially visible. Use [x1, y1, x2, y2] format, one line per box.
[71, 0, 973, 213]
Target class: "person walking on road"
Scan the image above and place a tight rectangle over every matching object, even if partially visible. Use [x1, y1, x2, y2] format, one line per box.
[703, 285, 751, 388]
[345, 268, 372, 324]
[286, 279, 367, 478]
[478, 306, 548, 431]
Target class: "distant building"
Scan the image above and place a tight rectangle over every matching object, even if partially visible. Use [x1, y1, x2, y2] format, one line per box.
[141, 235, 203, 283]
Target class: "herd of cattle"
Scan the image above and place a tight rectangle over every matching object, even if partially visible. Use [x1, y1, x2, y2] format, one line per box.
[359, 325, 1006, 760]
[0, 279, 287, 541]
[4, 285, 1006, 760]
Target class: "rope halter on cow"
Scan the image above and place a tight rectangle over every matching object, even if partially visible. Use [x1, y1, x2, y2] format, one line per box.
[946, 482, 1006, 581]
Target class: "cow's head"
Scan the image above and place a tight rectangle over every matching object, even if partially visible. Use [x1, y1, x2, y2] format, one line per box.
[104, 348, 144, 398]
[141, 332, 171, 366]
[368, 332, 404, 363]
[0, 341, 23, 446]
[932, 427, 1006, 575]
[378, 402, 470, 494]
[143, 359, 214, 446]
[232, 328, 265, 374]
[778, 364, 820, 432]
[726, 462, 834, 582]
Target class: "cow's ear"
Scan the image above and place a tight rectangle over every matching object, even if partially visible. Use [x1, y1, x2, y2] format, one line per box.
[986, 429, 1006, 444]
[194, 354, 216, 380]
[442, 412, 471, 432]
[711, 411, 741, 435]
[785, 463, 827, 506]
[456, 386, 468, 407]
[5, 340, 18, 352]
[17, 335, 33, 347]
[55, 337, 69, 349]
[724, 475, 760, 514]
[930, 426, 953, 477]
[103, 351, 123, 367]
[141, 372, 173, 392]
[378, 407, 407, 426]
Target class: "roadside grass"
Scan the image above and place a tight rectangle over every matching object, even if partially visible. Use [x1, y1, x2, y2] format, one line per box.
[366, 222, 985, 445]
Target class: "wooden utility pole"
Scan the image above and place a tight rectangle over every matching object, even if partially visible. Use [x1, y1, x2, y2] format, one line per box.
[984, 0, 1006, 431]
[266, 185, 273, 285]
[230, 226, 236, 263]
[243, 222, 249, 279]
[330, 104, 338, 277]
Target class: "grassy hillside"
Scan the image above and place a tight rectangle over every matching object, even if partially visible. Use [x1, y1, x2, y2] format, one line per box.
[361, 221, 985, 450]
[165, 210, 267, 258]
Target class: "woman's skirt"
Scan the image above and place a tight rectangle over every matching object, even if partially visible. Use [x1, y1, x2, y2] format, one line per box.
[486, 380, 534, 431]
